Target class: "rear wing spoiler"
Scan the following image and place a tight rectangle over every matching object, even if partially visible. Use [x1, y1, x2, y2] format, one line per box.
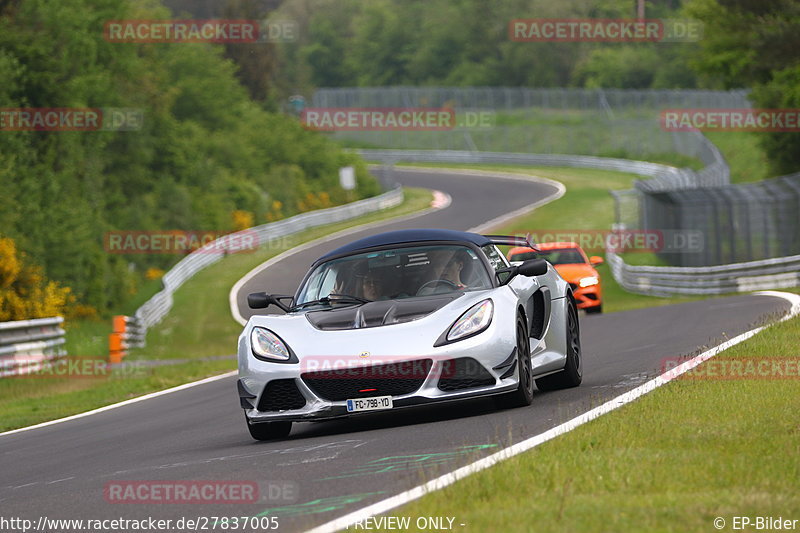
[484, 234, 539, 251]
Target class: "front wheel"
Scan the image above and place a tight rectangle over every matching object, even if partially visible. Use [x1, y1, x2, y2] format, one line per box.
[536, 302, 582, 391]
[495, 315, 534, 409]
[246, 416, 292, 441]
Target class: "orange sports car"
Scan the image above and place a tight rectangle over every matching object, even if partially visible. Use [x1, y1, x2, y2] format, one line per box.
[508, 242, 604, 314]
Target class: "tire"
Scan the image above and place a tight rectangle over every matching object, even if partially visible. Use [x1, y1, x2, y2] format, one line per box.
[246, 416, 292, 441]
[535, 301, 582, 391]
[585, 304, 602, 315]
[494, 315, 534, 409]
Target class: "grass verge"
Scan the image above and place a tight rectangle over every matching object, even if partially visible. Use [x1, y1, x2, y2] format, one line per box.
[0, 188, 433, 432]
[383, 313, 800, 532]
[706, 131, 771, 184]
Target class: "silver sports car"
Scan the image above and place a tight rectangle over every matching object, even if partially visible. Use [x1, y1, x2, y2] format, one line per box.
[237, 229, 581, 440]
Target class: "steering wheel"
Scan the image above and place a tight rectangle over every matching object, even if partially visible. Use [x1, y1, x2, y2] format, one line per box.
[416, 279, 460, 295]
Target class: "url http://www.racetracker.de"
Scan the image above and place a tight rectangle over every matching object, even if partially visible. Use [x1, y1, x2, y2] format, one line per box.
[0, 515, 280, 532]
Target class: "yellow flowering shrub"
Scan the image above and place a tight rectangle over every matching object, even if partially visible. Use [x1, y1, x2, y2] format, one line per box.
[145, 267, 165, 281]
[232, 210, 254, 231]
[0, 236, 75, 321]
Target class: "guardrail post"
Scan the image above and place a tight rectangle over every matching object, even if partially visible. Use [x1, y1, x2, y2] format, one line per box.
[109, 315, 147, 364]
[109, 315, 128, 364]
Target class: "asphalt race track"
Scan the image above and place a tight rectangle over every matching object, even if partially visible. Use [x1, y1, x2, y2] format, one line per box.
[0, 169, 793, 532]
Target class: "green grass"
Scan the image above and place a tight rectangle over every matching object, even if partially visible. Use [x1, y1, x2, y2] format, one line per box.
[705, 131, 772, 184]
[384, 314, 800, 533]
[396, 163, 703, 313]
[0, 188, 433, 432]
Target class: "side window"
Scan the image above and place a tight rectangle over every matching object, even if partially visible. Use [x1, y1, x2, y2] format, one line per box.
[482, 245, 510, 283]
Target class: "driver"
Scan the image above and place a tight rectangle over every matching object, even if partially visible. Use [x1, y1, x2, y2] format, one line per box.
[440, 251, 467, 289]
[422, 249, 469, 293]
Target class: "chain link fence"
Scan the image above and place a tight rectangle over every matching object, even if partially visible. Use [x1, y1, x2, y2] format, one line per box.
[312, 87, 741, 186]
[642, 171, 800, 266]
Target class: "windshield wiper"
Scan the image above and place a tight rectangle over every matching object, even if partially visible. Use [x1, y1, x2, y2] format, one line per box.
[292, 293, 372, 310]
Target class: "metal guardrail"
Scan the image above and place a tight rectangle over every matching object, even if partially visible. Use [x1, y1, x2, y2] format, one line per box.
[0, 316, 66, 377]
[361, 149, 799, 296]
[133, 186, 404, 339]
[358, 149, 699, 183]
[607, 251, 800, 296]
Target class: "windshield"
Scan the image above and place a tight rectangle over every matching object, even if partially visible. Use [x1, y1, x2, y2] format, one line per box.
[296, 245, 492, 305]
[511, 248, 586, 265]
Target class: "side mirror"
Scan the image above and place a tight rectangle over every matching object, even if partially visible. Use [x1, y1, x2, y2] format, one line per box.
[590, 256, 604, 266]
[496, 259, 548, 286]
[247, 292, 293, 312]
[517, 259, 548, 277]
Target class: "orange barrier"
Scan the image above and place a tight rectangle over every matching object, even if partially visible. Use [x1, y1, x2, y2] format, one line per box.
[108, 315, 145, 364]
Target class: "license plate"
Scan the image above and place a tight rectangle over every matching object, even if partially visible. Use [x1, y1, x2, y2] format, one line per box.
[346, 395, 393, 413]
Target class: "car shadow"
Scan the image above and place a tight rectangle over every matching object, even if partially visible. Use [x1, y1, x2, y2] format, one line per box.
[281, 396, 504, 440]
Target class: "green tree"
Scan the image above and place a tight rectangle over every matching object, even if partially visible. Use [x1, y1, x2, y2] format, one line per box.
[685, 0, 800, 174]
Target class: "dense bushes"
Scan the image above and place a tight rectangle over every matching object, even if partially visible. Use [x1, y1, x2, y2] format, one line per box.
[0, 0, 378, 317]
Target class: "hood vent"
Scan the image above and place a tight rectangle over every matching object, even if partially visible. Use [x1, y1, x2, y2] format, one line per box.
[306, 295, 460, 331]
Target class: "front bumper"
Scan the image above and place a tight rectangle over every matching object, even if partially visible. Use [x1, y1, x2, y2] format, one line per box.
[572, 284, 602, 309]
[239, 355, 519, 423]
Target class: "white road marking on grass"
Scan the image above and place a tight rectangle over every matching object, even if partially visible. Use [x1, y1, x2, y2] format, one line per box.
[0, 371, 237, 438]
[305, 291, 800, 533]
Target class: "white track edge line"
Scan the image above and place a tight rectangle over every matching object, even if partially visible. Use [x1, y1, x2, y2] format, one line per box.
[0, 370, 238, 438]
[305, 291, 800, 533]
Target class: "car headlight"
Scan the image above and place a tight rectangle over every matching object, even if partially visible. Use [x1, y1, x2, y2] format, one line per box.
[579, 276, 599, 288]
[250, 327, 291, 361]
[447, 299, 494, 342]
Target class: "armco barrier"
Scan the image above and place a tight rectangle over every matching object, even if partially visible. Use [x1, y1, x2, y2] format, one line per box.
[132, 186, 404, 342]
[357, 148, 727, 190]
[606, 251, 800, 296]
[0, 316, 66, 377]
